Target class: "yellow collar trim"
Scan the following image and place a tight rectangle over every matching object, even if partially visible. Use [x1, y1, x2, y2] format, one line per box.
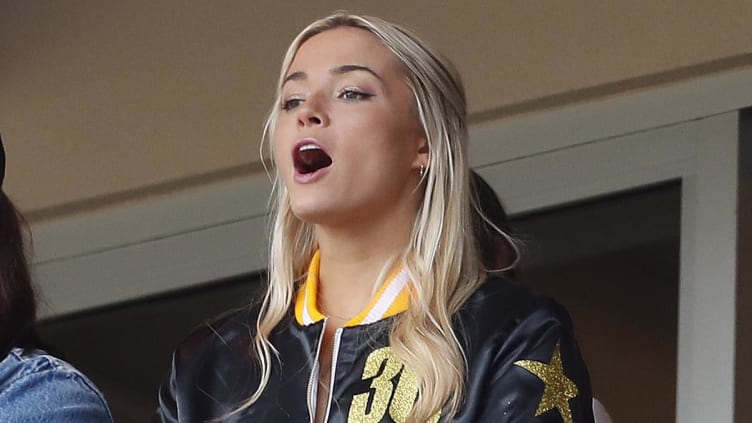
[294, 251, 410, 327]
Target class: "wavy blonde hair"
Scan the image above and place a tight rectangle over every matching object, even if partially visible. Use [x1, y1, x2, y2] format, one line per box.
[246, 12, 487, 422]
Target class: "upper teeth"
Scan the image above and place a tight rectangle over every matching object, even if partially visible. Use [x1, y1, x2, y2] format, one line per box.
[299, 144, 321, 152]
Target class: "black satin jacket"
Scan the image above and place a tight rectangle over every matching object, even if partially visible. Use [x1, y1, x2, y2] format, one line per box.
[158, 278, 594, 422]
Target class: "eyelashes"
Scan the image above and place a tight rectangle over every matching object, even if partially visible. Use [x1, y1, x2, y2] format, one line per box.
[280, 88, 374, 111]
[281, 97, 304, 111]
[338, 88, 373, 101]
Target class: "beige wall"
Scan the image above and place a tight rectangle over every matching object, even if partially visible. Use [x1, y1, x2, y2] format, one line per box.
[2, 0, 752, 217]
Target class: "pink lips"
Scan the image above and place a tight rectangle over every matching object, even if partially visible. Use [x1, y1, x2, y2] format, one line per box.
[292, 138, 333, 183]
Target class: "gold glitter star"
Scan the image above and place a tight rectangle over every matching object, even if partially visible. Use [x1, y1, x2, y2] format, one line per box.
[514, 341, 579, 423]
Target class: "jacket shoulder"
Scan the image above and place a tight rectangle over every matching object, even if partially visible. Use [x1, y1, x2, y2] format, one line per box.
[174, 306, 259, 361]
[453, 278, 595, 422]
[158, 305, 263, 421]
[457, 277, 582, 353]
[457, 278, 548, 333]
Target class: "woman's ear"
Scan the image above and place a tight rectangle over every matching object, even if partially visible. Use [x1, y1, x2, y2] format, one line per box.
[411, 134, 429, 171]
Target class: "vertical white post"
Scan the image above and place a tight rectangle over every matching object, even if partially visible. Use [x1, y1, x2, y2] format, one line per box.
[734, 108, 752, 423]
[677, 112, 739, 422]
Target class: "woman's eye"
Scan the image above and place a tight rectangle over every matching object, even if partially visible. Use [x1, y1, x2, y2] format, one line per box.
[339, 89, 372, 101]
[281, 98, 304, 111]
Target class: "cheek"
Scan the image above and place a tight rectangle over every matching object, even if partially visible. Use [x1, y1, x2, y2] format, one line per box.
[271, 125, 291, 166]
[351, 110, 413, 149]
[379, 119, 421, 161]
[271, 135, 284, 165]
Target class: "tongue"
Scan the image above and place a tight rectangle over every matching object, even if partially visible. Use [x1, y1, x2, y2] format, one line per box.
[295, 148, 332, 174]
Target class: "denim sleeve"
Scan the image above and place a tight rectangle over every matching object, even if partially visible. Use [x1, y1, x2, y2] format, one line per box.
[0, 356, 113, 422]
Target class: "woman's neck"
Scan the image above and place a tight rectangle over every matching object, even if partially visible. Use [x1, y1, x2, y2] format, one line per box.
[314, 210, 414, 325]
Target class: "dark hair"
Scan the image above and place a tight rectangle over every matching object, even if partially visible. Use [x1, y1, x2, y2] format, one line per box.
[470, 171, 518, 276]
[0, 190, 36, 355]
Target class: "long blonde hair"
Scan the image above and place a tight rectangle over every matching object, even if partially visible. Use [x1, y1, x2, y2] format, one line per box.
[248, 12, 486, 422]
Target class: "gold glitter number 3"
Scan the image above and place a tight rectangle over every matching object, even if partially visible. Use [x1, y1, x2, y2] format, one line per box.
[347, 347, 440, 423]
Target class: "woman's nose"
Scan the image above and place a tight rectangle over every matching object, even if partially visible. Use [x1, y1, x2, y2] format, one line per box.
[297, 96, 329, 128]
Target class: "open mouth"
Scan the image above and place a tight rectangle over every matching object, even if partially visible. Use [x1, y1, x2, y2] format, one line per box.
[293, 144, 332, 175]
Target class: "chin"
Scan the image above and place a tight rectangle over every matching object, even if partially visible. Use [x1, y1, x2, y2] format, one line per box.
[289, 201, 332, 224]
[289, 201, 358, 228]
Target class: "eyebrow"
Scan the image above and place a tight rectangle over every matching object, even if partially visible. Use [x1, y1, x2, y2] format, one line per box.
[282, 64, 382, 86]
[331, 64, 382, 80]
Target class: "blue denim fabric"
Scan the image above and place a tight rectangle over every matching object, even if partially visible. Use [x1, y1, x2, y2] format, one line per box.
[0, 348, 112, 422]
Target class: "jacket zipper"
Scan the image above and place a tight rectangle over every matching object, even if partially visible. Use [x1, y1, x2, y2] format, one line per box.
[307, 319, 328, 423]
[322, 328, 344, 422]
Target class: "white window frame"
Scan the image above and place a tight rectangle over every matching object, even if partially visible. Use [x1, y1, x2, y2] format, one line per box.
[477, 112, 739, 423]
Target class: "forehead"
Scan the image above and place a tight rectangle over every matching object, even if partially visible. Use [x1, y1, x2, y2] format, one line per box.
[288, 27, 400, 75]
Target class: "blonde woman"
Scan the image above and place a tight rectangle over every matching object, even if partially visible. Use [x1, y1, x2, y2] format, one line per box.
[159, 12, 594, 423]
